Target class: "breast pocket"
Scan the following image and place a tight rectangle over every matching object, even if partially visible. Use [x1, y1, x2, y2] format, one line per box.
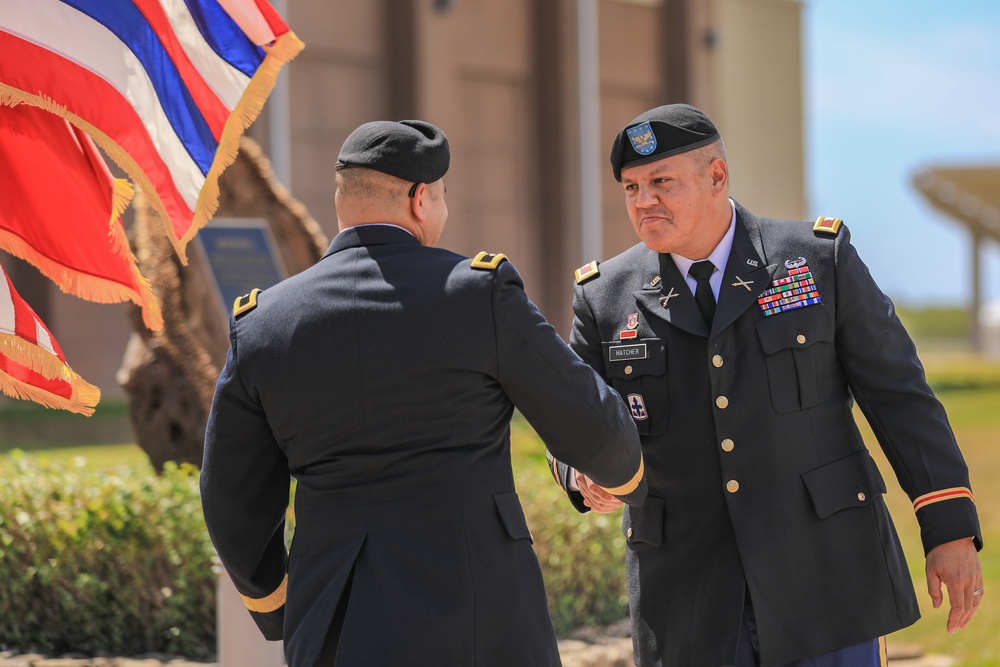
[602, 338, 667, 436]
[755, 305, 836, 413]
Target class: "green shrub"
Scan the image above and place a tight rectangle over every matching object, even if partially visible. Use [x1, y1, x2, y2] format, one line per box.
[516, 465, 629, 635]
[0, 453, 215, 659]
[0, 449, 625, 656]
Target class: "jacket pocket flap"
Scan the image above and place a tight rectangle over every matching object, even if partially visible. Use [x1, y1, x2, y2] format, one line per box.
[603, 338, 665, 380]
[755, 305, 834, 355]
[494, 492, 532, 542]
[801, 450, 887, 519]
[625, 495, 664, 546]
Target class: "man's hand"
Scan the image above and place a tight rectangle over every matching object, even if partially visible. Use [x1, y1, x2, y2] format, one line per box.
[926, 537, 983, 633]
[574, 471, 623, 513]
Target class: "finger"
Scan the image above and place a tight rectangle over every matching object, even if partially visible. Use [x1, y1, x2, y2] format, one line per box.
[926, 572, 944, 610]
[944, 581, 971, 634]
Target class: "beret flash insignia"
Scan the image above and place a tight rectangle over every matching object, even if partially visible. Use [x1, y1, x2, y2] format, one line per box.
[812, 216, 843, 236]
[233, 288, 262, 318]
[574, 260, 600, 284]
[471, 251, 508, 270]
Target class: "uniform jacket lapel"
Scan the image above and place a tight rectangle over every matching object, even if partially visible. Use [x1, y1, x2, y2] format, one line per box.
[633, 248, 710, 338]
[711, 206, 778, 337]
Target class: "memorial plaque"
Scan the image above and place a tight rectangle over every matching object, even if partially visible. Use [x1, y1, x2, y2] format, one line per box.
[197, 218, 286, 313]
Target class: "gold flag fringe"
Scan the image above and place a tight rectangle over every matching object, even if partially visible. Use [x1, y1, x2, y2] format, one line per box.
[0, 332, 71, 381]
[183, 30, 305, 252]
[0, 84, 185, 261]
[0, 224, 163, 331]
[0, 364, 100, 417]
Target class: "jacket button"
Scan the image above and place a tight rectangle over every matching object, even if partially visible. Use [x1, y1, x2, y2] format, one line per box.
[627, 527, 634, 538]
[625, 365, 633, 375]
[721, 438, 735, 452]
[857, 492, 866, 502]
[726, 480, 740, 493]
[796, 334, 806, 344]
[716, 395, 729, 409]
[712, 355, 724, 368]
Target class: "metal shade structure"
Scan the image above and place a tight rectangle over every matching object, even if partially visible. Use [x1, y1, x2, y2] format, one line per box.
[912, 165, 1000, 352]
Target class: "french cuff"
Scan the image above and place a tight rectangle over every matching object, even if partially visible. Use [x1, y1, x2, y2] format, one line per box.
[912, 487, 982, 555]
[600, 456, 647, 507]
[241, 573, 288, 613]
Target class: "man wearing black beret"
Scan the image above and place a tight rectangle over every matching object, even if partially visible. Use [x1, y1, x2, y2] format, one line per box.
[201, 118, 647, 666]
[549, 104, 983, 666]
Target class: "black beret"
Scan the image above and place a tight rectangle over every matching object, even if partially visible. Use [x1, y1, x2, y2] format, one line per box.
[336, 119, 450, 183]
[609, 104, 720, 181]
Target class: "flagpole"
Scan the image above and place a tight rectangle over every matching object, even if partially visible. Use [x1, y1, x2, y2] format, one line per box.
[268, 0, 292, 188]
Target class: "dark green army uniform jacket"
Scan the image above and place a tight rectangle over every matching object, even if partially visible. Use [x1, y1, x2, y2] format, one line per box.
[552, 202, 981, 666]
[202, 224, 646, 667]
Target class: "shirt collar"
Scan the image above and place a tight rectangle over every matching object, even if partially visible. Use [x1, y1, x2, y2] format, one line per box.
[670, 199, 737, 276]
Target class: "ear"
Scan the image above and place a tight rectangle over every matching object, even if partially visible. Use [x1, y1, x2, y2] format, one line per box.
[409, 183, 429, 222]
[708, 158, 728, 192]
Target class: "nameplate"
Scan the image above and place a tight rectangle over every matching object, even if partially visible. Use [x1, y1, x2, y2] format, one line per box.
[608, 343, 647, 362]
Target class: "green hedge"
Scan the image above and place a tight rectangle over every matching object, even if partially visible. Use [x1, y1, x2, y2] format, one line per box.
[0, 453, 626, 657]
[516, 465, 629, 635]
[0, 453, 215, 659]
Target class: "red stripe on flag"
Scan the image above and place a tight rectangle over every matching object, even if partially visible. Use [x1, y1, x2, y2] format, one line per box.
[255, 0, 291, 36]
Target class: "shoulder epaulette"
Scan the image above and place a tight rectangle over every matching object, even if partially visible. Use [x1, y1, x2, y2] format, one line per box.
[574, 260, 600, 284]
[233, 288, 262, 318]
[471, 251, 508, 270]
[813, 216, 843, 236]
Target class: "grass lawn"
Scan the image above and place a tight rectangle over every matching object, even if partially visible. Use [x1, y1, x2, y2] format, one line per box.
[869, 353, 1000, 666]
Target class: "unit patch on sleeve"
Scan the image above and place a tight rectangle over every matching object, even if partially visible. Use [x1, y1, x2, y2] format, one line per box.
[627, 394, 648, 420]
[757, 263, 821, 317]
[471, 251, 508, 270]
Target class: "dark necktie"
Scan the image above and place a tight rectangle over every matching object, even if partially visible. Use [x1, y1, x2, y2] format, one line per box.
[688, 260, 717, 326]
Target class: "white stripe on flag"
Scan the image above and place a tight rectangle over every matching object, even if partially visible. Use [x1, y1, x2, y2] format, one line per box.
[0, 267, 17, 337]
[34, 321, 56, 355]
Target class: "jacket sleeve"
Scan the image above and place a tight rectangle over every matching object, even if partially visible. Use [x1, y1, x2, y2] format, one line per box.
[201, 321, 291, 640]
[832, 228, 982, 555]
[489, 260, 645, 508]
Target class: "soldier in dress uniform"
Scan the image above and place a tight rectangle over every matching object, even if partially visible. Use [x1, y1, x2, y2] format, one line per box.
[201, 119, 646, 667]
[548, 104, 983, 667]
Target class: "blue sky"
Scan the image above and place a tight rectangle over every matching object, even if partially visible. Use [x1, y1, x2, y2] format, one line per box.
[804, 0, 1000, 307]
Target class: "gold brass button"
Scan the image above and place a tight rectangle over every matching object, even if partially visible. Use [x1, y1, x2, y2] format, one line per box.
[796, 334, 806, 344]
[857, 492, 866, 502]
[627, 527, 634, 538]
[625, 365, 633, 375]
[726, 480, 740, 493]
[721, 438, 735, 452]
[716, 395, 729, 409]
[712, 355, 724, 368]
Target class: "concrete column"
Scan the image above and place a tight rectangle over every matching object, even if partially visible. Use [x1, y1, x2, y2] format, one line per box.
[577, 0, 602, 263]
[217, 569, 286, 667]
